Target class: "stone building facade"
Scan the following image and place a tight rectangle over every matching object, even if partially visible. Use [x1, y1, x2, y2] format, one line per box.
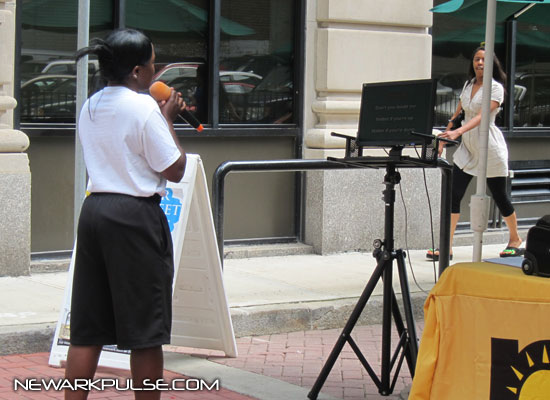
[0, 0, 31, 276]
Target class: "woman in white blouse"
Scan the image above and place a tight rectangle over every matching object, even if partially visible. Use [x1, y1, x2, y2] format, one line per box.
[427, 46, 523, 260]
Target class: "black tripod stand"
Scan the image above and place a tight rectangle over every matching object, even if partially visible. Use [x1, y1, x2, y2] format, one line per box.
[308, 161, 419, 399]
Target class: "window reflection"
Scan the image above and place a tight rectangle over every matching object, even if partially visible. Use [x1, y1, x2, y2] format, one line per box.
[129, 0, 209, 123]
[20, 0, 112, 123]
[432, 0, 550, 128]
[514, 18, 550, 128]
[19, 0, 296, 126]
[219, 0, 294, 124]
[19, 60, 101, 122]
[152, 62, 208, 123]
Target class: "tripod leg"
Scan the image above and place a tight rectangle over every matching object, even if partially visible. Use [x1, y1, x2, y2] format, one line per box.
[383, 251, 418, 375]
[390, 290, 414, 373]
[380, 258, 393, 394]
[396, 250, 419, 373]
[390, 289, 418, 376]
[308, 257, 386, 400]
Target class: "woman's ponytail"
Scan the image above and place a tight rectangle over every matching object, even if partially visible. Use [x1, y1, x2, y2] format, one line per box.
[75, 29, 152, 85]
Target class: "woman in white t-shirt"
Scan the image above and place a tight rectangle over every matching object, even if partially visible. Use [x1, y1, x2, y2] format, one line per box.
[427, 47, 523, 261]
[65, 29, 187, 400]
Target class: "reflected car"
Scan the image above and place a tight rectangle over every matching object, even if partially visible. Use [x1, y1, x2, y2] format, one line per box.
[220, 71, 262, 94]
[151, 58, 294, 123]
[41, 59, 99, 76]
[20, 75, 76, 121]
[20, 60, 50, 84]
[153, 64, 198, 99]
[153, 63, 262, 94]
[152, 63, 266, 122]
[220, 55, 294, 123]
[20, 59, 99, 85]
[221, 54, 288, 79]
[153, 62, 201, 83]
[20, 75, 90, 122]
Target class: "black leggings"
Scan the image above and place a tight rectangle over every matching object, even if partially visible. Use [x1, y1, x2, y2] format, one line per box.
[451, 165, 515, 217]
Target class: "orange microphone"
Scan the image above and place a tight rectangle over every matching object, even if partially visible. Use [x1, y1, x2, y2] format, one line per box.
[149, 81, 204, 132]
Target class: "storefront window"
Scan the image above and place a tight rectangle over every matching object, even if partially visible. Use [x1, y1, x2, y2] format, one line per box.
[19, 0, 112, 123]
[514, 19, 550, 128]
[19, 0, 297, 128]
[219, 0, 294, 124]
[432, 0, 550, 129]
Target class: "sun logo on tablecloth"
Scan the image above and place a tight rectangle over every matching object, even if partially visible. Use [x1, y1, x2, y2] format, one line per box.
[490, 339, 550, 399]
[506, 344, 550, 397]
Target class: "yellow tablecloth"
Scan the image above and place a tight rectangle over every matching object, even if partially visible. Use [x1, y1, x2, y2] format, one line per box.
[409, 262, 550, 400]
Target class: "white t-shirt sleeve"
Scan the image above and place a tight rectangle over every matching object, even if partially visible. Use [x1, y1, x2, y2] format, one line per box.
[142, 109, 182, 173]
[491, 81, 504, 105]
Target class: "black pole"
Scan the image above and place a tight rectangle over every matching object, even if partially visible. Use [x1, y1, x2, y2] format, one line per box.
[380, 164, 398, 394]
[395, 250, 418, 371]
[438, 161, 453, 276]
[209, 0, 220, 128]
[505, 18, 517, 133]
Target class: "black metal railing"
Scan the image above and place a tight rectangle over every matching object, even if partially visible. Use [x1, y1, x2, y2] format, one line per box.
[211, 157, 454, 275]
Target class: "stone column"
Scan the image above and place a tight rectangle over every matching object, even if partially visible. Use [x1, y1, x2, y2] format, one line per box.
[0, 0, 31, 276]
[303, 0, 441, 254]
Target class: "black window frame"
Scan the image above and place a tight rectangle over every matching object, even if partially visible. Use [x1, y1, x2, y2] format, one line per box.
[15, 0, 305, 147]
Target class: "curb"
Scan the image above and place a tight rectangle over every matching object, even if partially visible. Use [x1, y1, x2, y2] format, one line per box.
[0, 291, 427, 356]
[230, 292, 427, 337]
[0, 323, 56, 356]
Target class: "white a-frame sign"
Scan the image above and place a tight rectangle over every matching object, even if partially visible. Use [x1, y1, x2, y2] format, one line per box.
[49, 154, 237, 369]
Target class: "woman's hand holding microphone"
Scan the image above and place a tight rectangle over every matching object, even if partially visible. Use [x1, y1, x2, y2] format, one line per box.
[150, 81, 186, 123]
[149, 81, 204, 131]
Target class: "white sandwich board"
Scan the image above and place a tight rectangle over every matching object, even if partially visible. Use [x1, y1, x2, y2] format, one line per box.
[49, 154, 237, 369]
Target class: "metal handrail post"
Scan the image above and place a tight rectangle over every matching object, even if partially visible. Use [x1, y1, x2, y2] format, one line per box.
[438, 160, 453, 276]
[212, 159, 354, 266]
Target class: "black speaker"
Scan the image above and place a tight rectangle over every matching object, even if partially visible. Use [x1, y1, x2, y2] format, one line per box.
[522, 215, 550, 277]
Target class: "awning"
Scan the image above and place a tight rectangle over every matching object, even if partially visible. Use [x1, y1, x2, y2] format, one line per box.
[22, 0, 255, 36]
[126, 0, 255, 36]
[22, 0, 112, 29]
[432, 0, 550, 16]
[433, 24, 550, 59]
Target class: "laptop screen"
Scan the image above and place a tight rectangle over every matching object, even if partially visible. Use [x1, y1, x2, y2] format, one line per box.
[356, 79, 437, 147]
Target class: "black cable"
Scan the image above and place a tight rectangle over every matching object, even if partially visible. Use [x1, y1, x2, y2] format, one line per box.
[423, 168, 438, 283]
[414, 147, 438, 283]
[397, 167, 431, 294]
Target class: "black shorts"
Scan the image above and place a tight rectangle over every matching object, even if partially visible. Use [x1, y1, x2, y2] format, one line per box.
[70, 193, 174, 350]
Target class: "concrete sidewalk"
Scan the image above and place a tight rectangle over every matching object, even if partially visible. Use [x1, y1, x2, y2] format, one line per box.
[0, 242, 519, 399]
[0, 242, 511, 344]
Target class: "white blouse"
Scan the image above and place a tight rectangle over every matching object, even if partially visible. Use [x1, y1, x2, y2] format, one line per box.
[453, 79, 509, 178]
